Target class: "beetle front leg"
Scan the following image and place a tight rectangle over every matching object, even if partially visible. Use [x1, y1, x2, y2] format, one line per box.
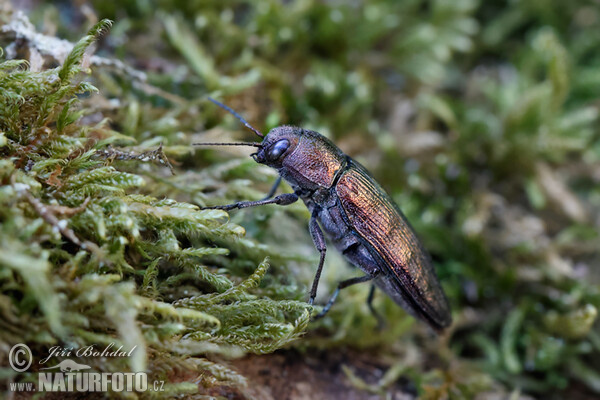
[260, 176, 282, 200]
[308, 208, 326, 306]
[202, 192, 298, 211]
[313, 272, 379, 320]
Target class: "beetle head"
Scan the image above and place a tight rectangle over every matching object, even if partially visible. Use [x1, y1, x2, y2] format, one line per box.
[197, 98, 346, 189]
[252, 126, 299, 167]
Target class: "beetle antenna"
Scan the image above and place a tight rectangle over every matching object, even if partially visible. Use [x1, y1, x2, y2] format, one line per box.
[208, 97, 265, 138]
[193, 142, 263, 147]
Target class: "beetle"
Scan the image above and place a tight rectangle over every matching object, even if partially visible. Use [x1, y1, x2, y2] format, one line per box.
[197, 98, 452, 332]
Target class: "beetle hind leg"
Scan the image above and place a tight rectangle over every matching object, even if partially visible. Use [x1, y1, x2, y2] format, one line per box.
[367, 284, 386, 330]
[312, 273, 377, 320]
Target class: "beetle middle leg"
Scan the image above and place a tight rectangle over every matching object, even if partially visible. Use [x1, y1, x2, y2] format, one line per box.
[203, 192, 298, 211]
[313, 272, 379, 320]
[308, 208, 326, 306]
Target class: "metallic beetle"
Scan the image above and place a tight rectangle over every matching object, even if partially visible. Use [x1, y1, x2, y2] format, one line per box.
[199, 99, 452, 332]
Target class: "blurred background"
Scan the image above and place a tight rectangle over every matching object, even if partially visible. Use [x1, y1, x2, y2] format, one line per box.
[2, 0, 600, 399]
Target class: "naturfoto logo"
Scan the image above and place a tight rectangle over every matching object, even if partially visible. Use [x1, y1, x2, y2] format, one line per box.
[8, 343, 165, 394]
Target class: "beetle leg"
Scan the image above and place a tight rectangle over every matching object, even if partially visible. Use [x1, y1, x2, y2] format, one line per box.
[308, 208, 326, 306]
[313, 272, 378, 320]
[366, 284, 385, 330]
[260, 176, 282, 200]
[203, 192, 298, 211]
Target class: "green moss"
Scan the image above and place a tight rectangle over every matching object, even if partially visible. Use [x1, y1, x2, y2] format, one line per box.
[0, 18, 310, 395]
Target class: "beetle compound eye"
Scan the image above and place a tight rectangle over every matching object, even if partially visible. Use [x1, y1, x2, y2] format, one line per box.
[268, 139, 290, 160]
